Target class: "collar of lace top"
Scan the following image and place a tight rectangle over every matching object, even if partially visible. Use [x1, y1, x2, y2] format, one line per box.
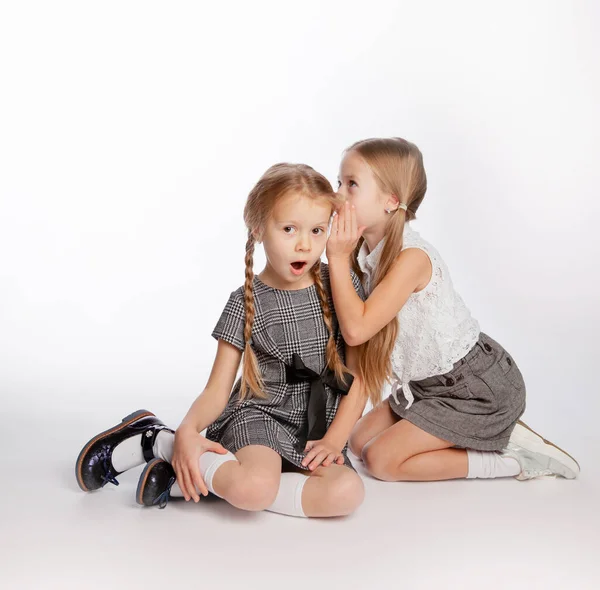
[357, 237, 385, 273]
[357, 224, 415, 273]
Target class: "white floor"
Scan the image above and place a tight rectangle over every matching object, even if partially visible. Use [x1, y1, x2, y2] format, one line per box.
[1, 408, 599, 590]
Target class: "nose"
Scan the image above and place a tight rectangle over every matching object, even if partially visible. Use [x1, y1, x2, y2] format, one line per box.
[337, 185, 348, 199]
[295, 232, 311, 252]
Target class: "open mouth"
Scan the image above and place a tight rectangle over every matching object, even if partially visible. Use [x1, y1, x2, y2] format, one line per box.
[290, 261, 307, 275]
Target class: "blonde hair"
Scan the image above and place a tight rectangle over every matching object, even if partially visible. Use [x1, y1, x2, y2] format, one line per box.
[347, 138, 427, 406]
[240, 163, 349, 400]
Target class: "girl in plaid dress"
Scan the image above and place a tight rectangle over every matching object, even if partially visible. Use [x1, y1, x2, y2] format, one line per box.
[76, 163, 367, 517]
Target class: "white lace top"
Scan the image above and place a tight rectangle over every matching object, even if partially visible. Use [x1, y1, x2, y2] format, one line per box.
[357, 223, 480, 408]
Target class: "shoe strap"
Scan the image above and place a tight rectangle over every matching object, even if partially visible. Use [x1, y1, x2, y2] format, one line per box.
[141, 425, 174, 462]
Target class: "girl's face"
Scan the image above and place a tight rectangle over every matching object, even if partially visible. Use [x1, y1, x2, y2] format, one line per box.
[258, 192, 332, 290]
[337, 150, 391, 230]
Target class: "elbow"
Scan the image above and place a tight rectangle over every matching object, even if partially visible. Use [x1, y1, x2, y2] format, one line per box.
[344, 329, 368, 347]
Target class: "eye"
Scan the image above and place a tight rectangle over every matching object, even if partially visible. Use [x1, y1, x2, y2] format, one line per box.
[312, 228, 324, 235]
[336, 180, 341, 188]
[349, 180, 358, 188]
[283, 226, 295, 234]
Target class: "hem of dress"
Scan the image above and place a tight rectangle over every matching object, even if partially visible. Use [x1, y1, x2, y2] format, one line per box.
[388, 398, 526, 452]
[207, 437, 356, 472]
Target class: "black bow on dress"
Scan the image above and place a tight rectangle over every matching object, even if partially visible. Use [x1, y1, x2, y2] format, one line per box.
[285, 353, 354, 444]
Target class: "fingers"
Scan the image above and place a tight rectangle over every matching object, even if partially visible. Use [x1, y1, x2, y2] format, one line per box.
[322, 452, 337, 468]
[343, 201, 350, 234]
[181, 465, 199, 503]
[190, 462, 208, 498]
[171, 462, 184, 499]
[335, 203, 345, 236]
[301, 446, 319, 468]
[207, 441, 228, 455]
[302, 440, 345, 469]
[308, 449, 330, 471]
[301, 442, 325, 468]
[350, 203, 357, 238]
[339, 202, 360, 242]
[172, 462, 191, 502]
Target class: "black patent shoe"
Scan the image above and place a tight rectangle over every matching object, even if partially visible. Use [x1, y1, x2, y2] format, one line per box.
[136, 458, 177, 508]
[75, 409, 173, 492]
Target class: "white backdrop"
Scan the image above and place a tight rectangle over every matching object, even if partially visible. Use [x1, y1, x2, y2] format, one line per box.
[1, 0, 599, 448]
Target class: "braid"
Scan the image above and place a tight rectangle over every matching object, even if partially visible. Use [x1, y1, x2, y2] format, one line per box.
[239, 232, 266, 400]
[310, 261, 349, 385]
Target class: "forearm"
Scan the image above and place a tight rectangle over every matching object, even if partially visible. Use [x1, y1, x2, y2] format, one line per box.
[328, 256, 366, 345]
[179, 388, 229, 434]
[324, 378, 367, 449]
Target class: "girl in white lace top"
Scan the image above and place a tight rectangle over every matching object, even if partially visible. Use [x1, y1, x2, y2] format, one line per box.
[327, 137, 579, 482]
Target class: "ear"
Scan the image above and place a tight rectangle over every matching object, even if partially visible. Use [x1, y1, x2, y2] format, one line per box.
[386, 193, 400, 212]
[251, 228, 263, 244]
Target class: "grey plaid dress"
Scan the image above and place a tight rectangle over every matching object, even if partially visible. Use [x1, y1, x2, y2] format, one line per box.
[205, 263, 365, 470]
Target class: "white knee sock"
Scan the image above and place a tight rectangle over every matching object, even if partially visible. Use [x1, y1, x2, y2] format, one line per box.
[466, 450, 520, 479]
[169, 449, 238, 499]
[111, 434, 144, 472]
[112, 428, 237, 497]
[111, 429, 174, 472]
[266, 472, 308, 518]
[153, 429, 174, 462]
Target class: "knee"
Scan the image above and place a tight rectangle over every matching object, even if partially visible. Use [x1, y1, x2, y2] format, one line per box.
[348, 432, 363, 458]
[361, 442, 395, 482]
[228, 472, 279, 511]
[348, 427, 369, 458]
[323, 470, 365, 516]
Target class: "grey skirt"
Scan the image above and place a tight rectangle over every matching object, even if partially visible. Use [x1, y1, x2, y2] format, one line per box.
[388, 332, 526, 451]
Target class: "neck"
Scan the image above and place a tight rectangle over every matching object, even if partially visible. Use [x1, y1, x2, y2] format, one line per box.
[362, 223, 387, 254]
[363, 217, 410, 254]
[258, 262, 314, 291]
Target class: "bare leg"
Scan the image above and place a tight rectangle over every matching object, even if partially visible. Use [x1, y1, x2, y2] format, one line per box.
[203, 445, 364, 517]
[210, 445, 282, 511]
[284, 464, 365, 517]
[390, 448, 468, 481]
[362, 418, 468, 482]
[349, 399, 399, 457]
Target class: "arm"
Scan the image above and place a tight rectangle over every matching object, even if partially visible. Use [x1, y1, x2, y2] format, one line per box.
[329, 248, 431, 346]
[178, 338, 243, 433]
[321, 344, 366, 452]
[301, 344, 367, 470]
[173, 339, 242, 502]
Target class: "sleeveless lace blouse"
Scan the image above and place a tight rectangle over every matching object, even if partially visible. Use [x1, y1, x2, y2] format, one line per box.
[357, 224, 480, 408]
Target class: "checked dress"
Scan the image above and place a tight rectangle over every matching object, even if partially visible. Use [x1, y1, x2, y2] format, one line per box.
[205, 263, 366, 470]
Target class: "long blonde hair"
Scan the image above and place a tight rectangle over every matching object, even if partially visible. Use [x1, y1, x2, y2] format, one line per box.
[240, 163, 349, 400]
[347, 138, 427, 406]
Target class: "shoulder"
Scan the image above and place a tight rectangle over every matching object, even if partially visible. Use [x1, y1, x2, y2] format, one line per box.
[397, 227, 441, 291]
[228, 284, 246, 304]
[400, 225, 439, 269]
[379, 245, 431, 295]
[217, 285, 246, 320]
[228, 278, 268, 303]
